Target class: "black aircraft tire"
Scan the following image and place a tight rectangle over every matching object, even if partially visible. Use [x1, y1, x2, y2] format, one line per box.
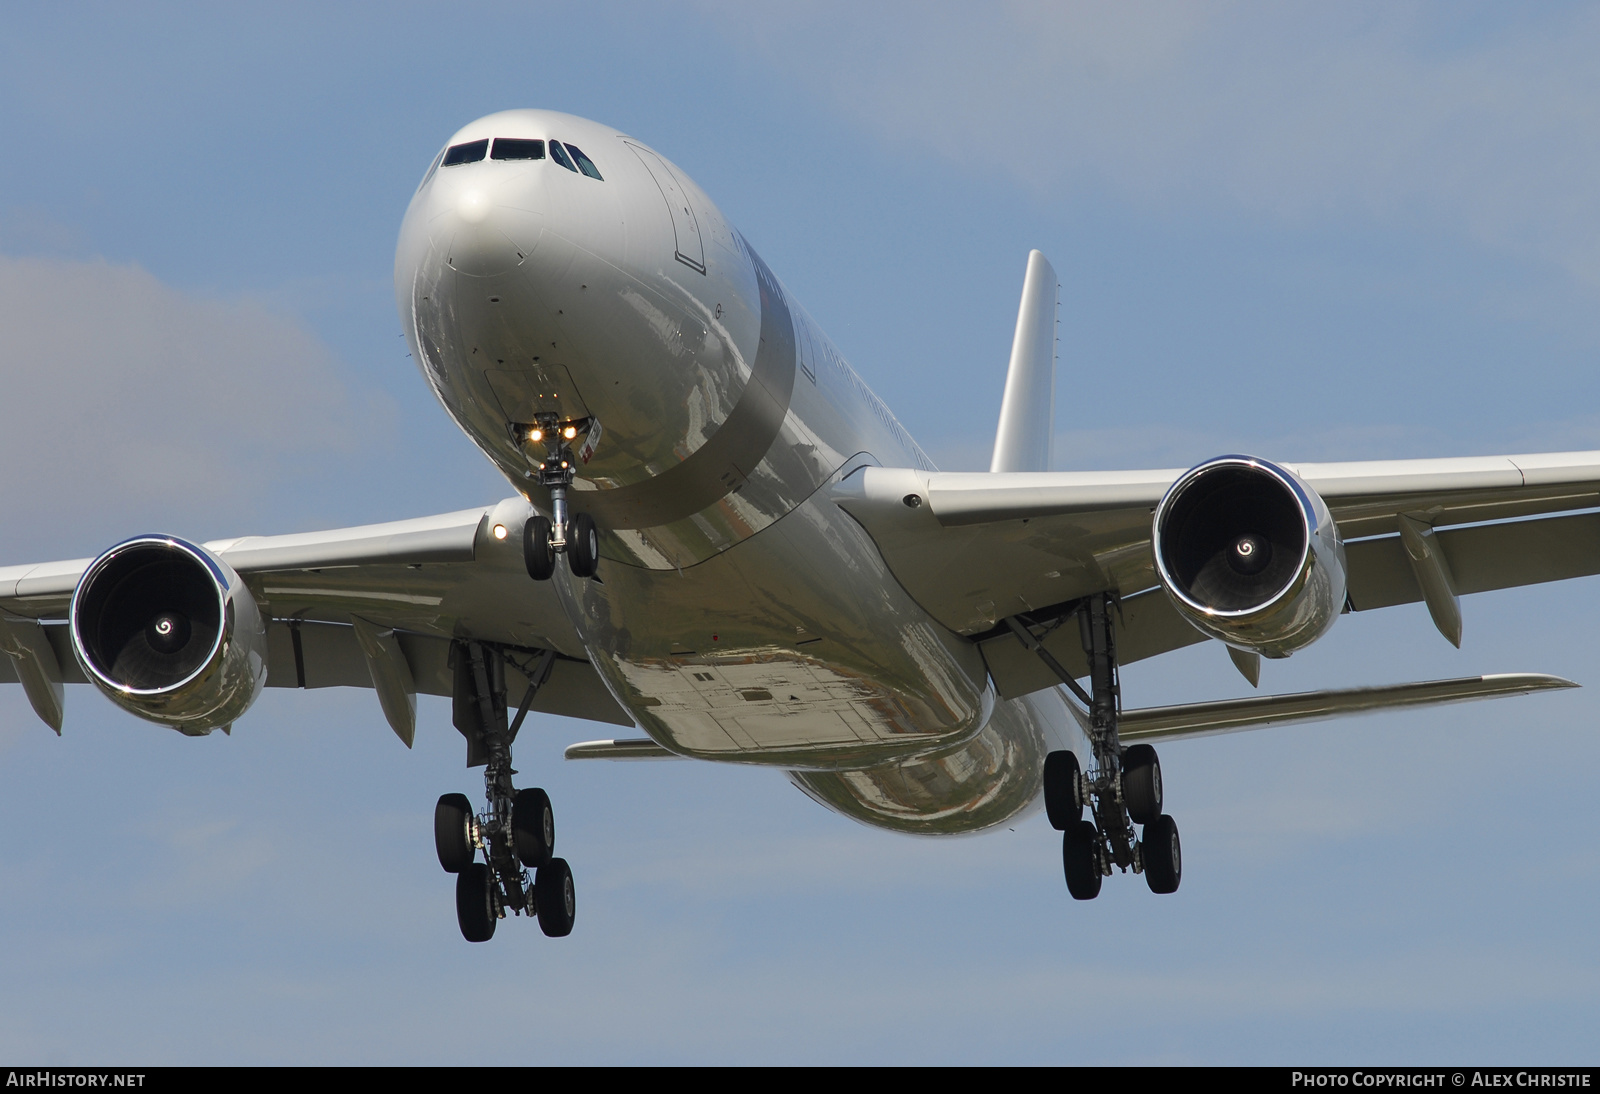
[535, 858, 576, 937]
[1143, 814, 1182, 895]
[434, 793, 475, 874]
[455, 863, 497, 942]
[512, 787, 555, 867]
[524, 516, 557, 581]
[568, 513, 600, 578]
[1043, 750, 1083, 830]
[1122, 743, 1163, 826]
[1062, 821, 1103, 900]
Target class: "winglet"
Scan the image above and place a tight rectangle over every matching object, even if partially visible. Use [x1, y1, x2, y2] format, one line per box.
[990, 250, 1059, 473]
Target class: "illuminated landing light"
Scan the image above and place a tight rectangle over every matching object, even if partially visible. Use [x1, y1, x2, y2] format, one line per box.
[562, 425, 578, 440]
[492, 524, 508, 541]
[529, 428, 543, 442]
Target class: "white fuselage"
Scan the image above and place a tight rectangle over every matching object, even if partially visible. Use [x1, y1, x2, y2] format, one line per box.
[396, 110, 1087, 834]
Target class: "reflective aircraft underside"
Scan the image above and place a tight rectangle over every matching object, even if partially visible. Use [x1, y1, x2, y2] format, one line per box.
[395, 109, 1063, 834]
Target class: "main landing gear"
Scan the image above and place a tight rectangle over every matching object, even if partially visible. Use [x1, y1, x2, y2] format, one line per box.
[434, 640, 576, 941]
[1016, 593, 1182, 900]
[435, 416, 601, 941]
[521, 413, 600, 581]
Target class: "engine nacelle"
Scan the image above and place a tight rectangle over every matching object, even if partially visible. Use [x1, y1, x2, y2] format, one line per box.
[1151, 455, 1346, 658]
[69, 536, 267, 734]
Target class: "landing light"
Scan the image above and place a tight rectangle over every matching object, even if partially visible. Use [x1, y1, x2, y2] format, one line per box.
[492, 524, 508, 541]
[562, 425, 578, 440]
[529, 428, 543, 443]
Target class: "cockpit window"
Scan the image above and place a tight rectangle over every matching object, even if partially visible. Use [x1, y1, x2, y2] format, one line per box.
[549, 140, 578, 173]
[417, 145, 447, 192]
[442, 139, 489, 167]
[491, 138, 545, 161]
[564, 143, 604, 180]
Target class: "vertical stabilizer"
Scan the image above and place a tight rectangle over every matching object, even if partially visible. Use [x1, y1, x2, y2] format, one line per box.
[990, 250, 1059, 473]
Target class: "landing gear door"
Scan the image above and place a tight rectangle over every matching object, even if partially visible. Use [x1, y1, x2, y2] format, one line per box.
[625, 142, 706, 274]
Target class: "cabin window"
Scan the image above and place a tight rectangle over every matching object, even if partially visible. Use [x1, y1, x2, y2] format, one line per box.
[442, 139, 489, 166]
[491, 138, 545, 161]
[565, 143, 604, 180]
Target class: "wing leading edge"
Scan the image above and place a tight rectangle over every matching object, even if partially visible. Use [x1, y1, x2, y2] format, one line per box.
[0, 500, 631, 736]
[835, 452, 1600, 697]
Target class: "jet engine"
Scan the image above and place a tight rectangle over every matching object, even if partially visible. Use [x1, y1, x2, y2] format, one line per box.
[1151, 456, 1346, 658]
[69, 536, 267, 734]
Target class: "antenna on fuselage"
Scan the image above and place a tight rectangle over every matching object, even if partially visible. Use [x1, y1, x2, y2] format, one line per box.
[989, 250, 1059, 473]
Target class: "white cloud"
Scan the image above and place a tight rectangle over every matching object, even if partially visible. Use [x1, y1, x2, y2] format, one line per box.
[0, 255, 392, 558]
[709, 2, 1600, 285]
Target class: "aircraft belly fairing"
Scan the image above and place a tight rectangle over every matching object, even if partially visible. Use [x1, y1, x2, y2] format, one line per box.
[560, 475, 998, 772]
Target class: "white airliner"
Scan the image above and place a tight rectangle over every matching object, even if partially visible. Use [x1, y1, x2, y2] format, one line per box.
[2, 109, 1592, 941]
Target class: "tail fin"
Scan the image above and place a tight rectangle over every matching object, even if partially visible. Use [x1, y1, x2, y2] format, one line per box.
[990, 250, 1059, 473]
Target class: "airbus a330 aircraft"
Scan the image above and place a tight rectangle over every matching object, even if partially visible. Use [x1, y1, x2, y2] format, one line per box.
[3, 109, 1594, 942]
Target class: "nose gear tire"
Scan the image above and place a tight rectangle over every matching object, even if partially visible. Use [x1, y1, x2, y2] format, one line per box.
[568, 513, 600, 578]
[524, 516, 556, 581]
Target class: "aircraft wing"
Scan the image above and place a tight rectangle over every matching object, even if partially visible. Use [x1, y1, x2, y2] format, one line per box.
[1115, 672, 1577, 742]
[834, 452, 1600, 697]
[0, 498, 632, 736]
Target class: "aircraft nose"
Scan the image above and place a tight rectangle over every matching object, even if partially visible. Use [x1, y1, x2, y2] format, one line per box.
[428, 177, 542, 278]
[456, 187, 492, 225]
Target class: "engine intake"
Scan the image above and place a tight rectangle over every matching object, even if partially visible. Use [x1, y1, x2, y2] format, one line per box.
[1152, 456, 1345, 658]
[70, 536, 267, 734]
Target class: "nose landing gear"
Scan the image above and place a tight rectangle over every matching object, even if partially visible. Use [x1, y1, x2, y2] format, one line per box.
[519, 414, 601, 581]
[1018, 593, 1183, 900]
[434, 640, 576, 940]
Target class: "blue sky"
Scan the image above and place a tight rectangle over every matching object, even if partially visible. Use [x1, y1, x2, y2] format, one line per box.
[1, 2, 1598, 1063]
